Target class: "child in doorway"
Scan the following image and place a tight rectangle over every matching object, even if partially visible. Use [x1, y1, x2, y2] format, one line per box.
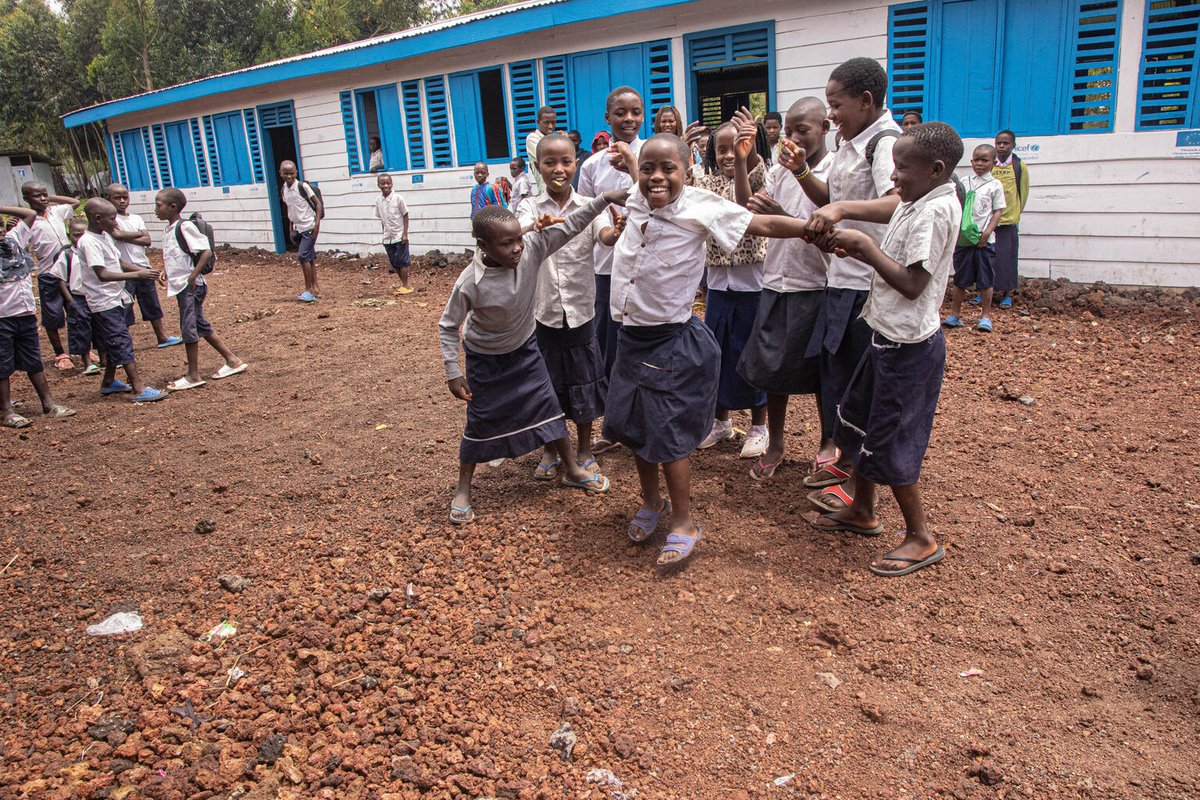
[526, 105, 557, 194]
[605, 134, 826, 568]
[374, 173, 412, 294]
[77, 198, 168, 403]
[944, 144, 1005, 332]
[438, 190, 628, 524]
[48, 218, 103, 375]
[990, 130, 1029, 308]
[0, 214, 75, 428]
[509, 157, 535, 211]
[515, 133, 619, 480]
[279, 160, 323, 303]
[469, 162, 505, 218]
[808, 122, 964, 578]
[154, 188, 248, 390]
[107, 183, 182, 348]
[0, 182, 77, 369]
[763, 111, 783, 163]
[738, 97, 835, 480]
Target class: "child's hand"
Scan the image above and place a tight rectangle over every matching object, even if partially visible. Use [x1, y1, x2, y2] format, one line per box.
[730, 108, 757, 161]
[447, 377, 471, 401]
[805, 203, 844, 238]
[610, 207, 627, 234]
[976, 238, 989, 249]
[608, 141, 637, 175]
[683, 120, 708, 149]
[747, 190, 787, 217]
[777, 139, 808, 173]
[534, 213, 566, 231]
[828, 228, 870, 259]
[601, 187, 630, 206]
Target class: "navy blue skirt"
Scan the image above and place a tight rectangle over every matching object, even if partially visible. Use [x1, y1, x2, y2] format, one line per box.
[993, 224, 1019, 293]
[737, 288, 822, 396]
[536, 318, 607, 424]
[808, 287, 872, 444]
[603, 316, 719, 464]
[704, 288, 766, 411]
[460, 336, 567, 464]
[594, 274, 618, 377]
[834, 328, 946, 486]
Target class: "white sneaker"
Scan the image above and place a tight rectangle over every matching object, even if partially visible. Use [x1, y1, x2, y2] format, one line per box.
[740, 425, 769, 458]
[698, 418, 735, 449]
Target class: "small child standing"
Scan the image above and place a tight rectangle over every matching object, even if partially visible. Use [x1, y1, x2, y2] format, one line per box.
[0, 217, 75, 428]
[991, 130, 1029, 308]
[107, 183, 182, 348]
[374, 173, 412, 294]
[439, 191, 627, 524]
[944, 144, 1006, 332]
[48, 218, 102, 374]
[809, 122, 965, 578]
[279, 161, 323, 303]
[77, 198, 168, 403]
[525, 105, 558, 195]
[154, 189, 248, 390]
[469, 162, 505, 218]
[508, 158, 535, 211]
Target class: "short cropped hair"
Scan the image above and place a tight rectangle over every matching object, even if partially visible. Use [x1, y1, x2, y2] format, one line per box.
[472, 205, 518, 240]
[536, 132, 574, 160]
[764, 111, 782, 124]
[830, 57, 888, 108]
[644, 133, 690, 165]
[606, 85, 643, 113]
[158, 187, 187, 210]
[996, 129, 1016, 141]
[903, 122, 964, 169]
[537, 105, 556, 119]
[511, 156, 526, 170]
[973, 143, 997, 158]
[902, 110, 923, 123]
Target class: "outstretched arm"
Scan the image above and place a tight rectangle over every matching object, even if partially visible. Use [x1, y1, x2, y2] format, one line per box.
[0, 205, 36, 226]
[805, 193, 901, 237]
[525, 192, 623, 264]
[826, 228, 930, 300]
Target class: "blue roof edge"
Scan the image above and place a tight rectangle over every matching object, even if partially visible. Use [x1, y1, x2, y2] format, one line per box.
[63, 0, 694, 128]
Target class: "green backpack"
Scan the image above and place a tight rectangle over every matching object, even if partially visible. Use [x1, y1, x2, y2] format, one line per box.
[957, 186, 981, 247]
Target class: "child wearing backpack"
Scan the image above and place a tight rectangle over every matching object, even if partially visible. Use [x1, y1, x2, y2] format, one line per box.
[279, 161, 323, 303]
[154, 189, 247, 390]
[47, 218, 102, 374]
[943, 144, 1005, 332]
[991, 130, 1029, 308]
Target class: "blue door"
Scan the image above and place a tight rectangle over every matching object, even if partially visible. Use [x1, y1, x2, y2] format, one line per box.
[257, 102, 301, 254]
[998, 0, 1065, 133]
[936, 0, 1000, 138]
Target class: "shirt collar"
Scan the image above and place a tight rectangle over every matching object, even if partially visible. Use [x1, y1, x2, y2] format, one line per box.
[904, 181, 957, 213]
[471, 250, 489, 285]
[532, 189, 585, 210]
[995, 155, 1013, 167]
[847, 110, 899, 154]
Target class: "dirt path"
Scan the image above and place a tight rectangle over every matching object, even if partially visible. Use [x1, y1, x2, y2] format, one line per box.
[2, 252, 1198, 800]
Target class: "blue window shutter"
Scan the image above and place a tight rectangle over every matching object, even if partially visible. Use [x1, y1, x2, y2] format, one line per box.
[110, 132, 127, 186]
[141, 126, 159, 190]
[340, 90, 362, 172]
[164, 121, 199, 188]
[935, 0, 1001, 138]
[105, 130, 119, 185]
[568, 50, 610, 142]
[509, 60, 540, 144]
[1137, 0, 1200, 129]
[190, 118, 210, 186]
[1064, 0, 1122, 132]
[688, 32, 731, 69]
[375, 84, 407, 172]
[244, 108, 265, 183]
[258, 103, 294, 127]
[210, 112, 251, 186]
[644, 40, 674, 137]
[542, 56, 569, 131]
[424, 76, 453, 168]
[203, 115, 221, 185]
[119, 130, 150, 191]
[889, 2, 930, 120]
[402, 80, 426, 170]
[152, 124, 171, 187]
[449, 72, 485, 165]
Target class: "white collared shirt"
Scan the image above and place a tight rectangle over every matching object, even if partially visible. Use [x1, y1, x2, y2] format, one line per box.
[961, 173, 1006, 244]
[19, 204, 72, 274]
[516, 191, 607, 328]
[610, 186, 751, 327]
[863, 182, 961, 344]
[526, 130, 546, 194]
[48, 245, 83, 295]
[161, 220, 211, 296]
[374, 192, 409, 244]
[826, 111, 901, 290]
[762, 154, 835, 292]
[114, 213, 151, 269]
[578, 137, 643, 276]
[77, 230, 132, 313]
[694, 163, 768, 292]
[510, 172, 534, 211]
[282, 181, 316, 231]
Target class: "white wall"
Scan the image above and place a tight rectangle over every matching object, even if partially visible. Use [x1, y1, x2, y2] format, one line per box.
[102, 0, 1200, 286]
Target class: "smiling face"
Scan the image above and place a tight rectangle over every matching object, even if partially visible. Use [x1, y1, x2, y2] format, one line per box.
[784, 104, 830, 161]
[994, 132, 1015, 161]
[714, 125, 737, 178]
[637, 138, 687, 209]
[107, 186, 130, 214]
[971, 145, 996, 176]
[278, 162, 297, 185]
[825, 79, 876, 142]
[378, 174, 393, 195]
[478, 217, 525, 269]
[656, 108, 679, 134]
[889, 137, 944, 203]
[764, 117, 782, 145]
[606, 92, 645, 144]
[537, 137, 577, 198]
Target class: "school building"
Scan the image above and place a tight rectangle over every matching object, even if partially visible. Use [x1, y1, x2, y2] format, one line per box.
[62, 0, 1200, 287]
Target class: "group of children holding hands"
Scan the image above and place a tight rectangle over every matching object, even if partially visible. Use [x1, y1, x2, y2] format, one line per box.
[439, 56, 989, 578]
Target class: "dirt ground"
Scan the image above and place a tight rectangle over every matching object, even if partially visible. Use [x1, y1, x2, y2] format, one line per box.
[2, 250, 1198, 800]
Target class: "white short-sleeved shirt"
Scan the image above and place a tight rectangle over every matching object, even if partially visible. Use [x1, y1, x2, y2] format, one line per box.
[0, 234, 36, 318]
[114, 213, 152, 269]
[863, 182, 962, 344]
[694, 164, 768, 293]
[961, 173, 1006, 244]
[516, 191, 607, 328]
[510, 173, 534, 211]
[368, 149, 384, 172]
[19, 204, 73, 274]
[47, 246, 83, 296]
[578, 137, 643, 276]
[161, 220, 211, 297]
[762, 154, 834, 292]
[77, 230, 132, 313]
[526, 130, 546, 194]
[611, 186, 752, 327]
[374, 193, 409, 244]
[827, 112, 901, 290]
[282, 181, 317, 232]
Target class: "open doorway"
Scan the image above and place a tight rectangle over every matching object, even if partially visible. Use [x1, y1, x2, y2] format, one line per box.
[694, 63, 769, 130]
[258, 102, 301, 253]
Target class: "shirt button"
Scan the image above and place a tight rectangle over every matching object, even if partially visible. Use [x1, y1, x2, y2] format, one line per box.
[629, 279, 635, 284]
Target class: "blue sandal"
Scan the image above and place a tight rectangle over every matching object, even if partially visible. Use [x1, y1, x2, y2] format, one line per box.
[100, 380, 132, 395]
[942, 315, 964, 329]
[533, 459, 561, 480]
[977, 317, 993, 333]
[449, 503, 475, 525]
[577, 457, 600, 475]
[130, 387, 169, 403]
[627, 500, 670, 543]
[561, 473, 610, 493]
[657, 526, 703, 567]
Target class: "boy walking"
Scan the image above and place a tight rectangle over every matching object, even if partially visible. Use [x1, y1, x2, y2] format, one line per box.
[107, 183, 182, 348]
[279, 161, 323, 303]
[944, 144, 1005, 332]
[374, 173, 412, 294]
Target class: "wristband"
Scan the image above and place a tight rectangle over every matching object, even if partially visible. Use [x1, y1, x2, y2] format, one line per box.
[792, 164, 812, 180]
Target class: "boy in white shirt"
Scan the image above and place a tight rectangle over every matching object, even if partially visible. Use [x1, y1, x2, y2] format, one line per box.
[106, 183, 182, 348]
[508, 158, 534, 211]
[77, 198, 168, 403]
[525, 106, 558, 195]
[374, 173, 412, 294]
[47, 218, 102, 374]
[153, 189, 247, 390]
[279, 161, 323, 303]
[809, 122, 964, 578]
[943, 144, 1006, 332]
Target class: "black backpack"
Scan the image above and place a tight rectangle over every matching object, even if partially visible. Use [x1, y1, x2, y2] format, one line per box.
[174, 213, 217, 275]
[298, 181, 325, 219]
[864, 129, 900, 168]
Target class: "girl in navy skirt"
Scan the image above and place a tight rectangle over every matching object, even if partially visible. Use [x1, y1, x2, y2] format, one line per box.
[605, 134, 819, 568]
[692, 113, 771, 458]
[438, 193, 626, 525]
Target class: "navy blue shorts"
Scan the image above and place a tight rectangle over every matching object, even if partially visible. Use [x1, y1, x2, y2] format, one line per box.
[127, 277, 164, 322]
[594, 273, 619, 378]
[38, 274, 65, 330]
[93, 305, 135, 366]
[296, 230, 317, 262]
[66, 294, 94, 357]
[384, 241, 410, 272]
[176, 283, 214, 344]
[953, 244, 996, 290]
[0, 314, 43, 379]
[704, 288, 767, 412]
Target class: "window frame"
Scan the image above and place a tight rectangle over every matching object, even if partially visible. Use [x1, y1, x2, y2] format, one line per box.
[448, 66, 513, 166]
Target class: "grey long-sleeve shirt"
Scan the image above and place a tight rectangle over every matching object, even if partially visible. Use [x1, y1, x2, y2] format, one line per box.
[438, 195, 610, 381]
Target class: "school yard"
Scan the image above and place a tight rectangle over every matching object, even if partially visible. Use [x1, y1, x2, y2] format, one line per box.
[2, 251, 1198, 800]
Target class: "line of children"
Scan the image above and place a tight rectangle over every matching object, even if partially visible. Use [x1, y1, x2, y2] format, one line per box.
[944, 144, 1005, 332]
[280, 160, 323, 303]
[108, 183, 183, 348]
[375, 173, 413, 294]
